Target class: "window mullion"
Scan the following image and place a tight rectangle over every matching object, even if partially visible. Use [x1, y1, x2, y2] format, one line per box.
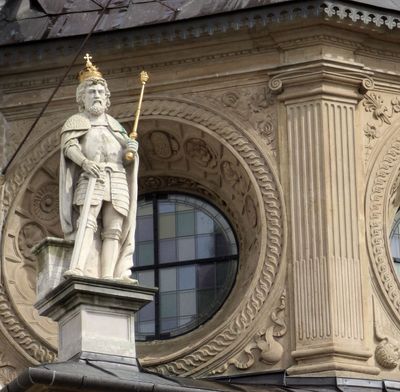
[153, 194, 161, 339]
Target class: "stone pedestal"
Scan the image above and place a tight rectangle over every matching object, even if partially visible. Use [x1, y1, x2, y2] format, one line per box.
[32, 237, 73, 301]
[35, 276, 156, 367]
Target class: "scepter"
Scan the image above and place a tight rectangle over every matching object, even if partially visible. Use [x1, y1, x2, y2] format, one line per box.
[125, 70, 149, 161]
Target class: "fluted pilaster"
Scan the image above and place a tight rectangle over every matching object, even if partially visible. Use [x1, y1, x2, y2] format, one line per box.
[271, 60, 379, 376]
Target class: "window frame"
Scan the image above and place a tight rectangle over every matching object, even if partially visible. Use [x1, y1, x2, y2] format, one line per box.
[132, 192, 239, 340]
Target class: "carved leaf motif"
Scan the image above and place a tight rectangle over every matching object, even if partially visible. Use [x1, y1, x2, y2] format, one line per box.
[363, 93, 391, 125]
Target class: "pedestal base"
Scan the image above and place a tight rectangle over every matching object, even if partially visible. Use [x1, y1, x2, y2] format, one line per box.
[35, 276, 156, 364]
[32, 237, 73, 301]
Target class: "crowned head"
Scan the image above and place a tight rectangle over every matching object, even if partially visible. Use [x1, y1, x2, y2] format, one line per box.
[76, 54, 110, 115]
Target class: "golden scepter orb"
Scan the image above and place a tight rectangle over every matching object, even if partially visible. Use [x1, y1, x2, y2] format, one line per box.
[125, 70, 149, 161]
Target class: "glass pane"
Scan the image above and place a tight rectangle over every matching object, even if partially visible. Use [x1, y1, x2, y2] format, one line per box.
[136, 241, 154, 266]
[179, 291, 196, 316]
[178, 316, 195, 327]
[215, 232, 231, 256]
[161, 317, 178, 333]
[196, 211, 213, 234]
[198, 288, 216, 317]
[138, 270, 154, 287]
[198, 263, 216, 289]
[177, 211, 195, 236]
[196, 234, 215, 259]
[160, 268, 177, 292]
[159, 214, 176, 239]
[159, 239, 177, 263]
[159, 202, 175, 213]
[177, 236, 195, 261]
[178, 266, 196, 290]
[138, 321, 155, 334]
[138, 202, 153, 217]
[160, 292, 177, 318]
[216, 260, 233, 287]
[136, 215, 153, 242]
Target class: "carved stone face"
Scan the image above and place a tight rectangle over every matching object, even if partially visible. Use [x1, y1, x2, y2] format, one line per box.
[83, 83, 107, 115]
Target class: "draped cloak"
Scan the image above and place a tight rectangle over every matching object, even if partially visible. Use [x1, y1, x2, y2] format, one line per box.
[59, 112, 139, 278]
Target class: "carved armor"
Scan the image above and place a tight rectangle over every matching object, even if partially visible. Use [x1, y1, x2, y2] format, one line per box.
[71, 125, 130, 217]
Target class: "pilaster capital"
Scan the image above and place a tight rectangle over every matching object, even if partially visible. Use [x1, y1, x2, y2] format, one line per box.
[268, 59, 374, 102]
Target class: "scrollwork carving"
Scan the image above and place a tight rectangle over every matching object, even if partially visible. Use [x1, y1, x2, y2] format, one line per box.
[0, 284, 56, 363]
[213, 290, 287, 374]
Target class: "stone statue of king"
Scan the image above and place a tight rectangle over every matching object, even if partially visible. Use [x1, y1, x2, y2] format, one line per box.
[59, 54, 139, 281]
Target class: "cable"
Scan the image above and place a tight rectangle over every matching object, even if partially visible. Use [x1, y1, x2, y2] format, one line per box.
[1, 0, 113, 176]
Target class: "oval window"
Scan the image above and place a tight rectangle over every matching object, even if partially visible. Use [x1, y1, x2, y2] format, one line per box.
[132, 193, 238, 340]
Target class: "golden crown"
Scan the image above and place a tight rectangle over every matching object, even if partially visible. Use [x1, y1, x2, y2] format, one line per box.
[78, 53, 103, 82]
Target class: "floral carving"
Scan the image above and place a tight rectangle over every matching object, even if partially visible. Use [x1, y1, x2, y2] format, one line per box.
[364, 123, 379, 162]
[213, 290, 287, 374]
[362, 94, 400, 163]
[363, 93, 400, 126]
[184, 138, 218, 170]
[32, 183, 59, 223]
[144, 131, 180, 161]
[203, 86, 277, 155]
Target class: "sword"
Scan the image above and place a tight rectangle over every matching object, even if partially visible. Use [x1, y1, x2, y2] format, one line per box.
[69, 155, 100, 273]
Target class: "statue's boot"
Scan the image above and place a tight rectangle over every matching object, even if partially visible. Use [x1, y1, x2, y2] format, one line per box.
[101, 230, 121, 279]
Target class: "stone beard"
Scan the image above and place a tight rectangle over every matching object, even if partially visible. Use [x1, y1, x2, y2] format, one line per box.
[59, 78, 139, 280]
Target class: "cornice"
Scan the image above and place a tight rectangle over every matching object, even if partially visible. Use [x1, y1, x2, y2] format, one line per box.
[0, 45, 275, 94]
[268, 59, 375, 101]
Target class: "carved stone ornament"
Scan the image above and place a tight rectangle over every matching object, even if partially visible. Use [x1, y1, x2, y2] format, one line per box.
[366, 116, 400, 326]
[185, 86, 278, 155]
[212, 290, 287, 375]
[362, 93, 400, 164]
[1, 96, 285, 374]
[374, 301, 400, 369]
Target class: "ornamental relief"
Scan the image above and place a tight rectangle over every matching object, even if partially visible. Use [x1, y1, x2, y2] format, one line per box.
[366, 116, 400, 327]
[212, 290, 287, 375]
[183, 85, 278, 157]
[362, 92, 400, 164]
[1, 96, 285, 376]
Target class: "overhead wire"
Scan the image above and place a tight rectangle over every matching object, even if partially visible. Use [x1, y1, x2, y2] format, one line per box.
[1, 0, 113, 176]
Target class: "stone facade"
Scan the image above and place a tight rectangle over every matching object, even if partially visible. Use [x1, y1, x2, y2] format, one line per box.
[2, 0, 400, 385]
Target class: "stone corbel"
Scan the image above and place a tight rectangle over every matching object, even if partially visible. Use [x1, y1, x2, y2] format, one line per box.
[268, 59, 374, 101]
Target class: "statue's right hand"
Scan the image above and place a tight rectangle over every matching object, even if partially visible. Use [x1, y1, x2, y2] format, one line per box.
[82, 160, 101, 178]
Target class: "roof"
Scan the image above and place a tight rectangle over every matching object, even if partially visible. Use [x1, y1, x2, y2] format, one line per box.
[3, 361, 400, 392]
[1, 0, 400, 47]
[0, 361, 297, 392]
